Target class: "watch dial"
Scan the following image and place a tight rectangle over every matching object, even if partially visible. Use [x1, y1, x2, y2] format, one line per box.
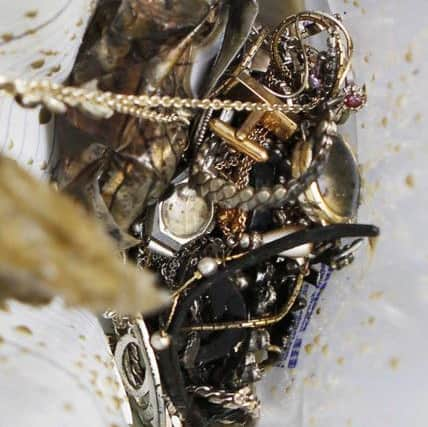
[161, 184, 212, 239]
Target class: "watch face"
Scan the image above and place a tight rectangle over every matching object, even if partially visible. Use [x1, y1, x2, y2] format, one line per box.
[160, 184, 213, 240]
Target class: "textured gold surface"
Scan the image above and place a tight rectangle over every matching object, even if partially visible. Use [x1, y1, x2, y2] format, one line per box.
[209, 118, 269, 162]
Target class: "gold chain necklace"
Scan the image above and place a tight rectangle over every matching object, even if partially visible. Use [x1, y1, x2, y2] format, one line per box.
[0, 75, 319, 125]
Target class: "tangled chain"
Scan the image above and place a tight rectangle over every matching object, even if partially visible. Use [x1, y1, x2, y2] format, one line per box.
[189, 385, 260, 419]
[192, 119, 336, 211]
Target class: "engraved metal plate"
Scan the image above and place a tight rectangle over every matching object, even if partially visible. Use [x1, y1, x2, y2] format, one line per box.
[114, 318, 168, 427]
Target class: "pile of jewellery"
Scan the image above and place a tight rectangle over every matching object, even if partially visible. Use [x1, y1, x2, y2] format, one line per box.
[0, 2, 379, 426]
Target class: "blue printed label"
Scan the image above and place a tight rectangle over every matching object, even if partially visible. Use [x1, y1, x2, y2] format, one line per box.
[278, 264, 332, 369]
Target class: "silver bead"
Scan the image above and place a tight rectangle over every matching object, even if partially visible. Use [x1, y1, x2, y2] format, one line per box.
[241, 195, 259, 211]
[240, 233, 251, 249]
[226, 235, 238, 248]
[208, 178, 225, 192]
[150, 331, 171, 351]
[132, 222, 143, 236]
[197, 257, 218, 277]
[250, 232, 263, 249]
[234, 273, 250, 290]
[278, 175, 287, 185]
[256, 189, 271, 203]
[239, 187, 255, 203]
[222, 184, 237, 199]
[273, 148, 283, 158]
[222, 193, 242, 209]
[273, 185, 287, 201]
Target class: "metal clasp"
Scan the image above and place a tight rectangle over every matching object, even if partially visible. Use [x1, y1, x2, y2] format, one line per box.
[209, 70, 298, 162]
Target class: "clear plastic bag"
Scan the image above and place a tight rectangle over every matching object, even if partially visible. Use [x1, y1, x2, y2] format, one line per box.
[258, 1, 428, 426]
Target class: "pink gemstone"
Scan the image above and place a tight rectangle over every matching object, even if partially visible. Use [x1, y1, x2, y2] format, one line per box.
[344, 94, 363, 109]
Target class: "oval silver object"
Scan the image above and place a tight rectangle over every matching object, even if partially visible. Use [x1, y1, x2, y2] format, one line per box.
[292, 135, 361, 224]
[115, 318, 168, 427]
[161, 184, 213, 240]
[197, 257, 219, 277]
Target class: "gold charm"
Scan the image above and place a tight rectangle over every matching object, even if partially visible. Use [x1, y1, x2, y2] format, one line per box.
[227, 70, 298, 141]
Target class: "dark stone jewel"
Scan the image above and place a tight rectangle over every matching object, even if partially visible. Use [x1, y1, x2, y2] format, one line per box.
[250, 161, 277, 188]
[309, 73, 322, 89]
[248, 207, 273, 232]
[344, 93, 363, 109]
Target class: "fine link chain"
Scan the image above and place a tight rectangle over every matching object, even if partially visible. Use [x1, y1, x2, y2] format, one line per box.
[215, 127, 267, 239]
[0, 75, 319, 125]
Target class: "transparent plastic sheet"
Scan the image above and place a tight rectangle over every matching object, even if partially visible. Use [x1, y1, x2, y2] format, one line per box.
[0, 1, 427, 426]
[0, 299, 131, 427]
[258, 1, 428, 426]
[0, 0, 97, 180]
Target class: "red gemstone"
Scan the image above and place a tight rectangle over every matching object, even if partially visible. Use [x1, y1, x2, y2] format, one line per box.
[344, 94, 363, 109]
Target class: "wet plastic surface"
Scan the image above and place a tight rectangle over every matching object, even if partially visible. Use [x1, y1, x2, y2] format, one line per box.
[258, 1, 428, 426]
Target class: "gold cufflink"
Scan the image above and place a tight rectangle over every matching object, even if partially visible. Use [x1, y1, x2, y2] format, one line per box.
[209, 70, 298, 162]
[230, 71, 298, 141]
[208, 118, 269, 163]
